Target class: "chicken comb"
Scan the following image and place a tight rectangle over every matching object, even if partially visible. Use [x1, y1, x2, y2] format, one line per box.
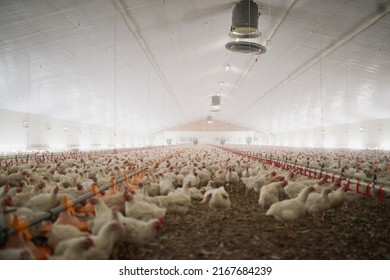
[3, 185, 10, 193]
[158, 217, 164, 225]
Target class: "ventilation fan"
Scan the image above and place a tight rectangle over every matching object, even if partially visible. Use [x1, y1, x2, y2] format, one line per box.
[225, 0, 266, 55]
[229, 0, 260, 38]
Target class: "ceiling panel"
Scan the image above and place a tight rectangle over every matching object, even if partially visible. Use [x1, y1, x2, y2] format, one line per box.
[0, 0, 389, 136]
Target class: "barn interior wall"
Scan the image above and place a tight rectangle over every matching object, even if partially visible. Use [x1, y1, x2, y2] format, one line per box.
[2, 108, 389, 152]
[263, 118, 390, 150]
[0, 109, 148, 152]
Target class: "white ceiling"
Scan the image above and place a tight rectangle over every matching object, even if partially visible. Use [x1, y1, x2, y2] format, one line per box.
[0, 0, 389, 135]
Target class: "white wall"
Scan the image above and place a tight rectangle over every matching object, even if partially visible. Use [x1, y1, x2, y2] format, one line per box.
[149, 131, 256, 146]
[261, 118, 390, 150]
[0, 109, 148, 152]
[2, 108, 389, 152]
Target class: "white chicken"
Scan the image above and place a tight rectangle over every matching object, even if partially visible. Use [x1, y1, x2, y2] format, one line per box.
[284, 180, 323, 199]
[195, 168, 211, 187]
[151, 188, 192, 223]
[172, 171, 185, 188]
[0, 185, 9, 200]
[188, 186, 204, 200]
[5, 171, 30, 187]
[329, 186, 348, 217]
[241, 166, 250, 178]
[141, 173, 156, 184]
[158, 174, 175, 195]
[183, 168, 200, 189]
[266, 186, 316, 236]
[50, 236, 95, 260]
[53, 211, 123, 260]
[120, 216, 164, 246]
[225, 166, 240, 191]
[60, 181, 93, 198]
[142, 181, 160, 197]
[12, 182, 45, 207]
[25, 185, 60, 211]
[305, 187, 332, 226]
[241, 171, 275, 196]
[90, 198, 117, 235]
[258, 180, 287, 210]
[102, 188, 130, 213]
[46, 224, 89, 249]
[200, 186, 231, 218]
[0, 174, 8, 188]
[86, 218, 124, 259]
[125, 192, 166, 221]
[213, 169, 227, 186]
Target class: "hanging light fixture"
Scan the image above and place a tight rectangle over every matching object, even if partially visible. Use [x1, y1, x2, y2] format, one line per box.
[207, 115, 213, 124]
[211, 95, 221, 112]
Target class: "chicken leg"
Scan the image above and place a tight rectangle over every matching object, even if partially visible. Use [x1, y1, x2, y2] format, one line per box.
[284, 223, 295, 238]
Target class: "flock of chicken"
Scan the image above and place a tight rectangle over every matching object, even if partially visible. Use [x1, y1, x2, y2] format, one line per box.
[232, 145, 390, 182]
[0, 145, 389, 260]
